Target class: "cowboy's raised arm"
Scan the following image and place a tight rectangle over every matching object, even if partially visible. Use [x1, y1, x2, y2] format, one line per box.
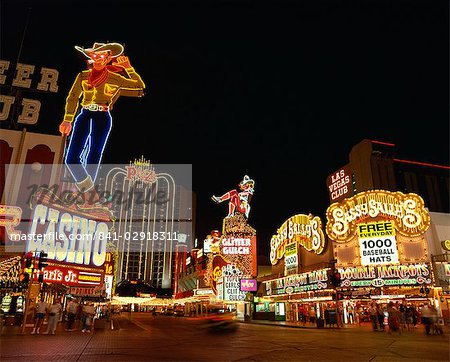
[113, 56, 146, 97]
[59, 73, 82, 135]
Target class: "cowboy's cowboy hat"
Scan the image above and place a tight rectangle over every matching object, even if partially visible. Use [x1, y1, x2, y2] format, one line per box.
[74, 42, 124, 58]
[239, 175, 254, 188]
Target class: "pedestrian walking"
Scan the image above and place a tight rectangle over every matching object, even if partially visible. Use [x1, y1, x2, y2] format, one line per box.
[399, 303, 407, 330]
[387, 302, 401, 335]
[369, 303, 378, 331]
[66, 298, 79, 331]
[376, 304, 384, 331]
[31, 296, 48, 335]
[81, 303, 88, 332]
[421, 302, 432, 335]
[82, 303, 96, 333]
[45, 299, 62, 335]
[405, 305, 414, 331]
[429, 304, 442, 335]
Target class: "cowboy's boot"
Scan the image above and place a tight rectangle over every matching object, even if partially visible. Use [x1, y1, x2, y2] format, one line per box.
[85, 188, 101, 206]
[76, 175, 94, 193]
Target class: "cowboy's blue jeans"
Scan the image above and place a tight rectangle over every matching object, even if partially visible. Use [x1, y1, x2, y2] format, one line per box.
[65, 109, 112, 183]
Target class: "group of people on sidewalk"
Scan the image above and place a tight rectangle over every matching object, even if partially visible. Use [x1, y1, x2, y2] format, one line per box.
[65, 297, 96, 333]
[30, 296, 99, 335]
[367, 301, 444, 335]
[31, 297, 63, 335]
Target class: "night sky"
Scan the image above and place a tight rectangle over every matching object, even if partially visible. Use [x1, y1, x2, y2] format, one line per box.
[2, 0, 448, 257]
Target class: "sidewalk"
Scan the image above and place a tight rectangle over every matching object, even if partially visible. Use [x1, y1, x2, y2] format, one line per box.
[242, 319, 343, 330]
[1, 316, 115, 336]
[242, 319, 450, 333]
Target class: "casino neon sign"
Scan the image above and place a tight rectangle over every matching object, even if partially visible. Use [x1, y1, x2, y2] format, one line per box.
[326, 190, 430, 243]
[26, 204, 108, 267]
[270, 214, 326, 265]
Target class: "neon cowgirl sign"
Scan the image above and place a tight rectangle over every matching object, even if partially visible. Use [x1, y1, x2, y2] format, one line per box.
[211, 175, 254, 218]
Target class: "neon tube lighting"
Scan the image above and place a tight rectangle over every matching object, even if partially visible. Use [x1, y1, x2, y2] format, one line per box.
[393, 158, 450, 170]
[370, 140, 396, 147]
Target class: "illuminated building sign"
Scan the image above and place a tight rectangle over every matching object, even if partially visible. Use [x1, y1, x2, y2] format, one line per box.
[442, 240, 450, 252]
[265, 269, 331, 296]
[0, 59, 59, 125]
[104, 252, 114, 276]
[212, 175, 254, 219]
[221, 264, 246, 301]
[69, 286, 104, 297]
[326, 190, 431, 243]
[240, 279, 257, 292]
[194, 288, 214, 296]
[203, 238, 212, 253]
[26, 204, 108, 268]
[270, 214, 326, 265]
[221, 237, 251, 255]
[34, 263, 103, 287]
[431, 255, 450, 288]
[338, 263, 432, 288]
[357, 221, 399, 265]
[0, 205, 22, 240]
[125, 158, 156, 184]
[284, 242, 298, 275]
[326, 166, 352, 202]
[206, 177, 257, 297]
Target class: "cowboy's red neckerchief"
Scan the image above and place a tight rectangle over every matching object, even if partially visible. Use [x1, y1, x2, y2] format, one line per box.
[87, 64, 127, 88]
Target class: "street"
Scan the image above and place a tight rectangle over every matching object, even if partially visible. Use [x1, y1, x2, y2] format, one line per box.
[1, 313, 449, 361]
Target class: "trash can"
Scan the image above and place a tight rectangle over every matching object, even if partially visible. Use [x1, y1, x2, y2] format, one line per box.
[316, 317, 324, 329]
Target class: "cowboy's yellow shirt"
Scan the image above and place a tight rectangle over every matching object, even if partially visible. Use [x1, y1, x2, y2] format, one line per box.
[63, 67, 145, 123]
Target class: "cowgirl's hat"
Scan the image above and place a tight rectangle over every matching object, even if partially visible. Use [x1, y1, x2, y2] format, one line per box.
[239, 175, 255, 189]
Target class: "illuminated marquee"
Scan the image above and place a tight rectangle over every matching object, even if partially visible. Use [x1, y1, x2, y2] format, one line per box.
[270, 214, 326, 265]
[265, 269, 330, 296]
[35, 263, 103, 287]
[27, 204, 108, 268]
[357, 221, 399, 265]
[240, 279, 257, 292]
[326, 190, 430, 243]
[338, 263, 432, 288]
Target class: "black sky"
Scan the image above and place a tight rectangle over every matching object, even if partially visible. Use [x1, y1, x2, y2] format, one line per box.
[2, 0, 449, 256]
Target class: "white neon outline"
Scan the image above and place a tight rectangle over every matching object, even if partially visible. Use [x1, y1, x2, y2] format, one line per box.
[64, 110, 112, 184]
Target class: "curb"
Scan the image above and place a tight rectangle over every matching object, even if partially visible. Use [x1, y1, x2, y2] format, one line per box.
[239, 321, 341, 330]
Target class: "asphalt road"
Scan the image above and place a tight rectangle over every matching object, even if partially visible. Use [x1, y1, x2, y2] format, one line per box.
[1, 313, 449, 361]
